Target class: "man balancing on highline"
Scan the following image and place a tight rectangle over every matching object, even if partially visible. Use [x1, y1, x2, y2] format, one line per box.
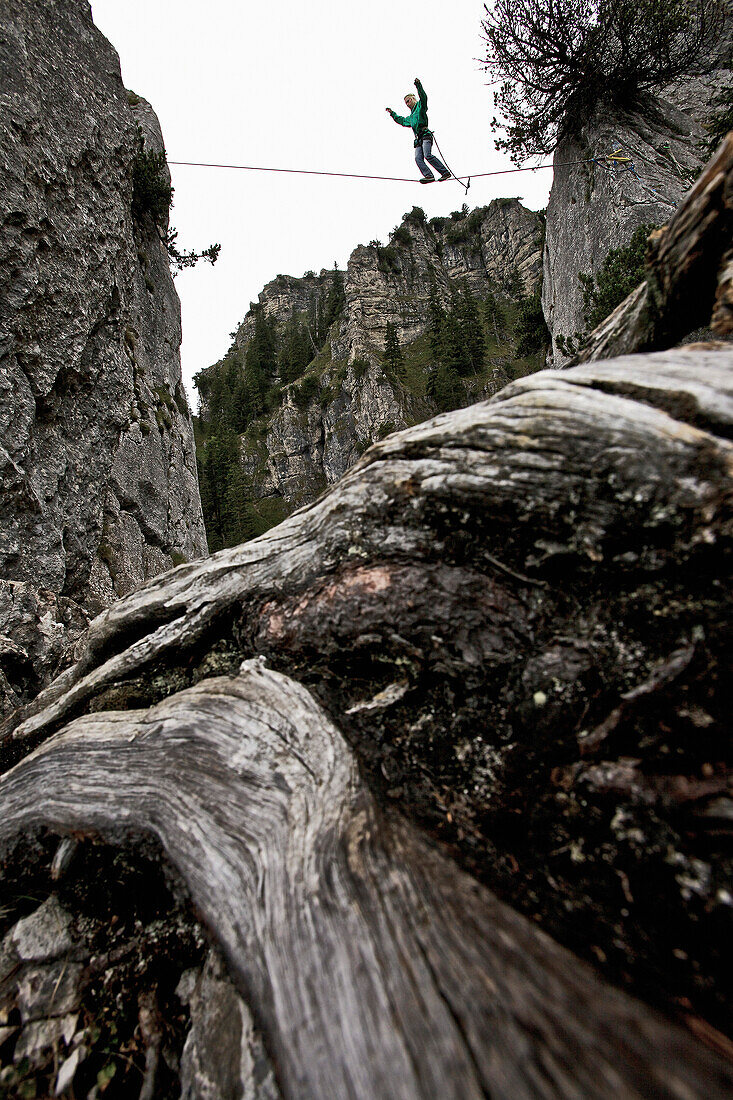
[386, 78, 451, 183]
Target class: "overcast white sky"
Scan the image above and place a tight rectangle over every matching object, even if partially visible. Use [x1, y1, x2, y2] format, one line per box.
[90, 0, 551, 404]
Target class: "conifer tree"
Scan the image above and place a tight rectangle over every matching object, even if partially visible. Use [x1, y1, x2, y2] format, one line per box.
[323, 265, 346, 331]
[484, 289, 507, 343]
[279, 317, 312, 384]
[223, 465, 256, 547]
[201, 429, 240, 551]
[457, 281, 485, 374]
[244, 309, 278, 417]
[384, 323, 405, 379]
[443, 285, 470, 376]
[231, 374, 252, 432]
[206, 371, 234, 432]
[427, 277, 446, 359]
[514, 293, 551, 357]
[426, 363, 465, 413]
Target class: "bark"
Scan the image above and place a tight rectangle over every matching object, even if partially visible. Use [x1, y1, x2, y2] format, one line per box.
[1, 663, 731, 1099]
[572, 132, 733, 363]
[1, 346, 732, 1094]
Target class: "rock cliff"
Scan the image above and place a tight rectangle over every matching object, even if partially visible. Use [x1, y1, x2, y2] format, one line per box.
[332, 199, 544, 362]
[196, 199, 546, 542]
[0, 0, 207, 713]
[544, 49, 733, 363]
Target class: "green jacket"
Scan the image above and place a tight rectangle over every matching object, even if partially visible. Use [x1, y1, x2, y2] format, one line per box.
[389, 78, 431, 147]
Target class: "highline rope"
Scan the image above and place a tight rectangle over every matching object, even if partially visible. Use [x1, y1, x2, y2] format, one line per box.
[167, 157, 600, 183]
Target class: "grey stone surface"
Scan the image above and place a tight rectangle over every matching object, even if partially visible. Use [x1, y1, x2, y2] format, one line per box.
[11, 895, 74, 961]
[228, 200, 544, 512]
[0, 580, 90, 716]
[0, 0, 208, 713]
[0, 897, 84, 1072]
[178, 951, 281, 1100]
[543, 61, 733, 364]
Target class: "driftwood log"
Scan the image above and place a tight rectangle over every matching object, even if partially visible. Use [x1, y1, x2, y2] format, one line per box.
[573, 132, 733, 362]
[2, 346, 732, 1096]
[1, 661, 732, 1099]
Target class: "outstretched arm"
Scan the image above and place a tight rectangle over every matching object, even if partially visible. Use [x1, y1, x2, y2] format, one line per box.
[386, 108, 411, 126]
[415, 77, 427, 108]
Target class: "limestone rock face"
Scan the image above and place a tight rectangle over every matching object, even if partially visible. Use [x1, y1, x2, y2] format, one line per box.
[228, 200, 544, 514]
[231, 271, 341, 353]
[0, 0, 207, 709]
[544, 61, 733, 364]
[0, 582, 90, 718]
[239, 360, 416, 511]
[335, 200, 543, 362]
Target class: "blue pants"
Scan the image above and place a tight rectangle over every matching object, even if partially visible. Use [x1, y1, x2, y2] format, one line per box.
[415, 136, 448, 180]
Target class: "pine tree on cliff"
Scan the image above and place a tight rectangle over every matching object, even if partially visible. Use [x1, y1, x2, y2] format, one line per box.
[278, 317, 311, 384]
[484, 287, 507, 343]
[201, 429, 240, 552]
[427, 276, 446, 358]
[384, 322, 405, 379]
[223, 465, 256, 547]
[244, 308, 277, 416]
[481, 0, 725, 161]
[456, 281, 485, 374]
[323, 264, 346, 331]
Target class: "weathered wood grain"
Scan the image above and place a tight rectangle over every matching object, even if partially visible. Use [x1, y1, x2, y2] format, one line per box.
[2, 347, 732, 1091]
[1, 662, 731, 1099]
[714, 248, 733, 334]
[4, 347, 731, 747]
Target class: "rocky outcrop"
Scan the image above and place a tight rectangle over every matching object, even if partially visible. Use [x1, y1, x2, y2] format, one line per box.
[239, 359, 416, 512]
[230, 270, 341, 352]
[543, 46, 733, 364]
[0, 0, 207, 710]
[0, 582, 90, 718]
[223, 200, 544, 515]
[333, 200, 544, 361]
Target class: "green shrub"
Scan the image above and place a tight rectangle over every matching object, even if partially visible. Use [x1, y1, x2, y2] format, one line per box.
[131, 132, 172, 231]
[155, 384, 175, 411]
[293, 375, 319, 409]
[391, 225, 412, 248]
[131, 127, 220, 272]
[579, 223, 655, 331]
[404, 206, 426, 226]
[514, 294, 550, 357]
[376, 245, 401, 275]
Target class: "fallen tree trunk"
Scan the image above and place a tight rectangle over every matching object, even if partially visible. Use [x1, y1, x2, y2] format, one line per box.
[1, 662, 732, 1098]
[2, 347, 732, 1094]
